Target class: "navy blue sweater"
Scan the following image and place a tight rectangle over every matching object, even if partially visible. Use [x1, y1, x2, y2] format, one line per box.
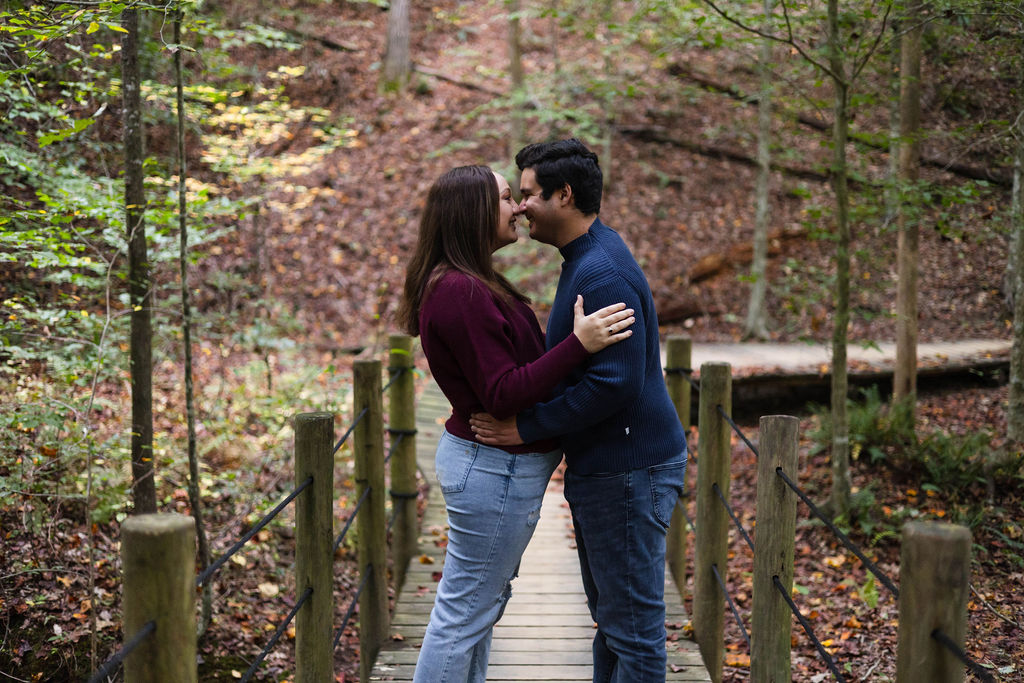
[516, 219, 687, 475]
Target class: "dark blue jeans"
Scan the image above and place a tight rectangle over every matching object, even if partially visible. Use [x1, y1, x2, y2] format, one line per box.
[564, 452, 687, 683]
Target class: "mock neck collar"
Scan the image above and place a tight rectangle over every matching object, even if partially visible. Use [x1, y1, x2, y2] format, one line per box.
[559, 217, 603, 261]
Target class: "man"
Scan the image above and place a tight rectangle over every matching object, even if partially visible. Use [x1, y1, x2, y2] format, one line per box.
[470, 138, 687, 682]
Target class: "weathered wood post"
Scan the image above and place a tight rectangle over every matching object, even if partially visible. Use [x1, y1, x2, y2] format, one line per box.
[121, 513, 196, 683]
[665, 335, 692, 596]
[693, 361, 731, 683]
[751, 415, 800, 683]
[294, 412, 335, 683]
[896, 522, 972, 683]
[354, 359, 389, 683]
[389, 333, 418, 595]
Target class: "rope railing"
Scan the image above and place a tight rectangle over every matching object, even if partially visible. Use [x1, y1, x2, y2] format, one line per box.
[665, 342, 992, 682]
[86, 620, 155, 683]
[240, 587, 313, 683]
[711, 563, 750, 648]
[196, 476, 313, 588]
[773, 575, 848, 682]
[90, 335, 421, 683]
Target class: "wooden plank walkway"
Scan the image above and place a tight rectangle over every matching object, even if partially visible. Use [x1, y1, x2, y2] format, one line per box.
[371, 380, 710, 682]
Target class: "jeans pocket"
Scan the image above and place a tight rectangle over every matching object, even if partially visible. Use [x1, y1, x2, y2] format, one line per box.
[435, 433, 479, 494]
[649, 456, 687, 529]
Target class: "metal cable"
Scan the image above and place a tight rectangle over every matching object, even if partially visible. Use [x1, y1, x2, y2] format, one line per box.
[711, 563, 750, 648]
[333, 486, 371, 555]
[333, 407, 368, 455]
[712, 482, 755, 553]
[240, 586, 313, 683]
[773, 576, 847, 682]
[774, 466, 900, 599]
[86, 620, 155, 683]
[717, 404, 760, 459]
[197, 477, 313, 587]
[333, 569, 372, 650]
[931, 629, 995, 683]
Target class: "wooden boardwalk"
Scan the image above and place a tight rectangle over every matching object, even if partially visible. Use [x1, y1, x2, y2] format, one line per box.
[370, 381, 710, 682]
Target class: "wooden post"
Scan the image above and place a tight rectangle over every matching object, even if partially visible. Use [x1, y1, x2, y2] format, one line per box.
[665, 335, 693, 597]
[896, 522, 972, 683]
[389, 334, 418, 595]
[751, 415, 799, 683]
[693, 361, 731, 683]
[121, 514, 196, 683]
[294, 412, 335, 683]
[354, 359, 388, 683]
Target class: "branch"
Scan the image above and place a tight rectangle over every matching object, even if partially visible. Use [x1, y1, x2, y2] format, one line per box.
[264, 21, 358, 52]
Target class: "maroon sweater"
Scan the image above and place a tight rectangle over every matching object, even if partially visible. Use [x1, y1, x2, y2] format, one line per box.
[419, 270, 588, 454]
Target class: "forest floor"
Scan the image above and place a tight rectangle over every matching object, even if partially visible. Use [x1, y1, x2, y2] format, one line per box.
[2, 0, 1022, 680]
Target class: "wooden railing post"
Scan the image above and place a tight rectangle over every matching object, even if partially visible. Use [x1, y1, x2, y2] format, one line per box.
[389, 334, 418, 595]
[665, 335, 692, 597]
[751, 415, 799, 683]
[896, 522, 972, 683]
[294, 412, 335, 683]
[121, 513, 196, 683]
[693, 361, 731, 683]
[354, 359, 388, 683]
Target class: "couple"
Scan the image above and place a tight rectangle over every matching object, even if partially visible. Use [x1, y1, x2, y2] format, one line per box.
[396, 138, 688, 683]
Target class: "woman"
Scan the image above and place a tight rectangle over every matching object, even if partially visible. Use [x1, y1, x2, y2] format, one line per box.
[396, 165, 634, 682]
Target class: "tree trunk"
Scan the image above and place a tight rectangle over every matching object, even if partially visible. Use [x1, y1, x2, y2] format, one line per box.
[894, 14, 923, 415]
[1008, 136, 1024, 443]
[382, 0, 411, 92]
[507, 0, 526, 158]
[884, 24, 901, 230]
[742, 0, 773, 341]
[174, 9, 212, 632]
[122, 7, 156, 515]
[827, 0, 851, 519]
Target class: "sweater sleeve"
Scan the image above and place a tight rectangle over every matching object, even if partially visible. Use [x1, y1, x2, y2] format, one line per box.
[423, 274, 589, 420]
[516, 278, 647, 442]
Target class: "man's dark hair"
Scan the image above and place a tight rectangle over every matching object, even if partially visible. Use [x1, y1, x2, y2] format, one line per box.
[515, 138, 602, 215]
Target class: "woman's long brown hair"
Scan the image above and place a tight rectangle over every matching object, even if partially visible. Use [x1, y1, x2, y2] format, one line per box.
[396, 165, 528, 336]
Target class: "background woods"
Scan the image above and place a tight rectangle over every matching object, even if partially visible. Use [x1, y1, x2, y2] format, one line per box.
[1, 0, 1022, 680]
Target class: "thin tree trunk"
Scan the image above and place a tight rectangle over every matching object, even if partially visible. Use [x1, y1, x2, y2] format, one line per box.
[827, 0, 851, 519]
[894, 13, 923, 413]
[382, 0, 411, 92]
[174, 9, 212, 633]
[1008, 135, 1024, 443]
[743, 0, 773, 341]
[122, 7, 156, 514]
[884, 23, 901, 230]
[508, 0, 525, 158]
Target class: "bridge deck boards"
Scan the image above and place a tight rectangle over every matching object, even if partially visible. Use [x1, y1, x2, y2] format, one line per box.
[370, 381, 710, 682]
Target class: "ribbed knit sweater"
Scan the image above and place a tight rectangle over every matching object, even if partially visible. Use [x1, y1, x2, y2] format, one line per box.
[516, 219, 687, 474]
[419, 269, 589, 454]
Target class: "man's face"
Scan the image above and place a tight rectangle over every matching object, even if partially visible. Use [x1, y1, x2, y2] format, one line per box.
[517, 168, 560, 246]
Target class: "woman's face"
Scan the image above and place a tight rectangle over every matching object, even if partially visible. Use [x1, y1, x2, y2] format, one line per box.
[492, 172, 520, 251]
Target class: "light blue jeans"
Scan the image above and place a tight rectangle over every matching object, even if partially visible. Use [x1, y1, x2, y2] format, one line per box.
[413, 430, 561, 683]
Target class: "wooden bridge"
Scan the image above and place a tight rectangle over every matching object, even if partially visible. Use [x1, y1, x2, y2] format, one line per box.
[370, 380, 711, 682]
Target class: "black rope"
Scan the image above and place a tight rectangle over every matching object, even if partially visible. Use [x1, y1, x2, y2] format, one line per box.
[382, 365, 409, 393]
[333, 407, 369, 455]
[664, 366, 693, 376]
[711, 563, 750, 648]
[932, 629, 996, 683]
[774, 467, 900, 599]
[390, 489, 419, 500]
[86, 620, 155, 683]
[717, 404, 760, 459]
[240, 586, 313, 683]
[384, 431, 406, 465]
[773, 576, 847, 682]
[334, 486, 371, 555]
[388, 428, 418, 437]
[197, 477, 313, 587]
[712, 482, 755, 553]
[333, 569, 372, 650]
